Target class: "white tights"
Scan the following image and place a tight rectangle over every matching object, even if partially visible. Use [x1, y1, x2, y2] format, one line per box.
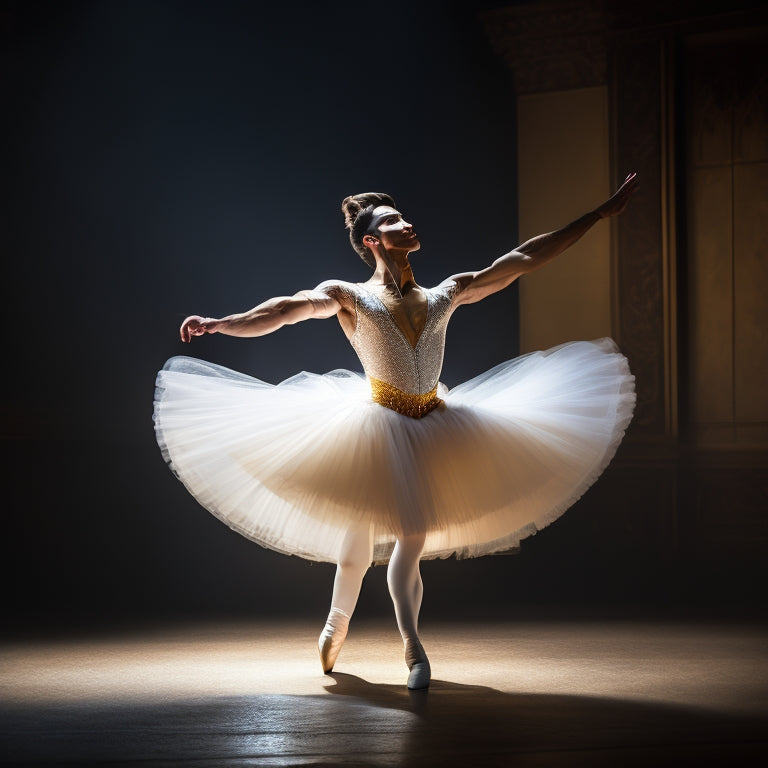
[327, 525, 427, 668]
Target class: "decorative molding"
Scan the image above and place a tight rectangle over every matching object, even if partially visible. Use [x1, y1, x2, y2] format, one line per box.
[481, 1, 608, 94]
[660, 39, 679, 439]
[613, 38, 667, 436]
[481, 1, 768, 96]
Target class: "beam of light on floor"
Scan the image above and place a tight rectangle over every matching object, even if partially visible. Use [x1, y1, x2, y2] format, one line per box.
[2, 620, 767, 767]
[1, 620, 767, 715]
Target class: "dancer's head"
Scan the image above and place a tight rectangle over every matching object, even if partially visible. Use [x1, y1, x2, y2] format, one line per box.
[341, 192, 397, 268]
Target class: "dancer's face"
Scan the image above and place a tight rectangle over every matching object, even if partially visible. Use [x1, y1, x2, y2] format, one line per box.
[369, 206, 420, 252]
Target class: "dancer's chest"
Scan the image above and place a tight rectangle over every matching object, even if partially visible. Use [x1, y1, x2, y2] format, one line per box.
[367, 285, 428, 349]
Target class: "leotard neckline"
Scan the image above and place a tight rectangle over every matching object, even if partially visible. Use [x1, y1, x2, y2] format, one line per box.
[356, 282, 433, 351]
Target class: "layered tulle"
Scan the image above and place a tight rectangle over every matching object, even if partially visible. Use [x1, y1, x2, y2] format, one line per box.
[154, 339, 635, 564]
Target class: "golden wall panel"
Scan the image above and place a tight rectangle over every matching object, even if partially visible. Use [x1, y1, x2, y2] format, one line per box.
[517, 87, 611, 353]
[733, 161, 768, 422]
[688, 166, 733, 424]
[685, 28, 768, 446]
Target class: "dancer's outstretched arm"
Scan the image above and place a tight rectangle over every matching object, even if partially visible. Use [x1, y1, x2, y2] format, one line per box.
[179, 288, 341, 342]
[450, 172, 639, 306]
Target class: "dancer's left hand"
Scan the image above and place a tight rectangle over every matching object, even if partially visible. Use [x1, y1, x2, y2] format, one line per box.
[595, 172, 639, 218]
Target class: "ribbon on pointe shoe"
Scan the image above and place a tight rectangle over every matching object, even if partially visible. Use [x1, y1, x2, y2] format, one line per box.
[404, 637, 431, 690]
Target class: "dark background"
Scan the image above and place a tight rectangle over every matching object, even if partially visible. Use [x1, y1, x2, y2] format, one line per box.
[3, 0, 758, 635]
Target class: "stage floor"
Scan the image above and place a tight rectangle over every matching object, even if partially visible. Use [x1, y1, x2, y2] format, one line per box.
[1, 619, 767, 766]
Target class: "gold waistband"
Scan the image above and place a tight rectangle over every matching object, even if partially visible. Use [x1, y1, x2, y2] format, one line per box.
[369, 377, 443, 419]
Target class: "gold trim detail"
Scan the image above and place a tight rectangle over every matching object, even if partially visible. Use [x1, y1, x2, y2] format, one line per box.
[369, 377, 443, 419]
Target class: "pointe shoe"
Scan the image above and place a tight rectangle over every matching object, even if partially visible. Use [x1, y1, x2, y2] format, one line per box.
[407, 661, 431, 690]
[404, 637, 431, 690]
[318, 607, 350, 673]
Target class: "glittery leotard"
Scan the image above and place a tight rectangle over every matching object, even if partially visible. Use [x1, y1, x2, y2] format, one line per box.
[338, 281, 458, 396]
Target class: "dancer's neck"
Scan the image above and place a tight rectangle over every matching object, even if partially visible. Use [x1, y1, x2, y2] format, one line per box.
[371, 255, 416, 296]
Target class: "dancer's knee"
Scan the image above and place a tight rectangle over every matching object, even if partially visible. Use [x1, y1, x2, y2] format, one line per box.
[337, 525, 372, 573]
[337, 553, 370, 575]
[337, 541, 372, 573]
[395, 531, 427, 558]
[387, 533, 425, 586]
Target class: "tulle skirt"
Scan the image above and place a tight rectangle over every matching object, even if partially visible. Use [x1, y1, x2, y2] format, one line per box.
[153, 339, 635, 564]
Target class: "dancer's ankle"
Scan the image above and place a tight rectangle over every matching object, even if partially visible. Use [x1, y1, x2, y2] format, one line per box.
[326, 606, 350, 630]
[404, 636, 428, 670]
[404, 637, 431, 690]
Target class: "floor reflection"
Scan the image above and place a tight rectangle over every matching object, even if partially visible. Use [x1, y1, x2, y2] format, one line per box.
[2, 681, 766, 766]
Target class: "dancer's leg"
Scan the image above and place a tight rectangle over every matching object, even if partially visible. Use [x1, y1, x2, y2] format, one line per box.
[330, 524, 373, 616]
[387, 532, 430, 689]
[318, 524, 372, 673]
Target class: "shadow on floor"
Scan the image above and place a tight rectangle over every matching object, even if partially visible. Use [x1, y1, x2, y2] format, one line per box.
[1, 675, 766, 767]
[326, 673, 768, 766]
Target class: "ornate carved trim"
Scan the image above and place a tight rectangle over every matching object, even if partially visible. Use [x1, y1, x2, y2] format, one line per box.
[613, 38, 667, 437]
[481, 1, 608, 94]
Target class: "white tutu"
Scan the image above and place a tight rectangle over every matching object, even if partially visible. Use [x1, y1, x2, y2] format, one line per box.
[154, 338, 635, 564]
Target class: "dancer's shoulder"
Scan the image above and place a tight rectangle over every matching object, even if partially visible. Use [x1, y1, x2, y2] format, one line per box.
[313, 279, 360, 306]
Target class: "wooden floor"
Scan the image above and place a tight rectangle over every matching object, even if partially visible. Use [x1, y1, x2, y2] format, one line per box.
[1, 619, 767, 766]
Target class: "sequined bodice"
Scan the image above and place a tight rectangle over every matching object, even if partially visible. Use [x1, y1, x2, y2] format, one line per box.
[340, 281, 457, 395]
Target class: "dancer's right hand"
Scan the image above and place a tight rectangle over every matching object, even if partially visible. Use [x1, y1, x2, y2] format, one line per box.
[180, 315, 221, 342]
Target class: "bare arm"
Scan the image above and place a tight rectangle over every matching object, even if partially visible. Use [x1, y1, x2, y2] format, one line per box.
[179, 287, 342, 343]
[450, 173, 639, 306]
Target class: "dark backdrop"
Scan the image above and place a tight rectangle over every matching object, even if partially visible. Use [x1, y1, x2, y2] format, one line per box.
[2, 0, 688, 634]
